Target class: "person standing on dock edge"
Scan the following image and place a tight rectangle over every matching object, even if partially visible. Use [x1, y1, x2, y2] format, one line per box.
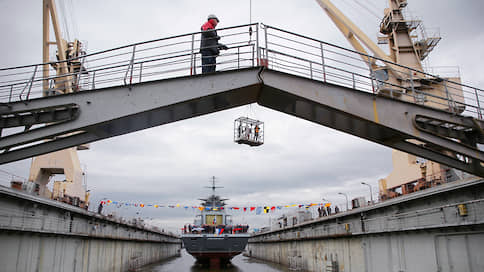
[200, 14, 228, 74]
[97, 202, 103, 214]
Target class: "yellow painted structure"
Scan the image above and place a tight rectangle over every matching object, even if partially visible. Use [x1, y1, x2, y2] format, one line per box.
[29, 148, 86, 200]
[316, 0, 467, 197]
[29, 0, 89, 205]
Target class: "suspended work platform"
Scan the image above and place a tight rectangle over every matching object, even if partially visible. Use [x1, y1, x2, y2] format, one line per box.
[234, 117, 264, 147]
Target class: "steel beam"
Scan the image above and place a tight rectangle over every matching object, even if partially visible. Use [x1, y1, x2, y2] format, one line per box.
[0, 68, 261, 163]
[1, 68, 483, 177]
[258, 70, 484, 176]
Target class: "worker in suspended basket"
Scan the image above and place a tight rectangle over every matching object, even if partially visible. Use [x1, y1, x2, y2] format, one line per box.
[200, 14, 228, 74]
[254, 125, 260, 141]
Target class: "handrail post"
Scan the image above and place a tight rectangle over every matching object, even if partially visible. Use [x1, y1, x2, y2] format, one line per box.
[75, 55, 86, 92]
[443, 79, 455, 114]
[309, 61, 313, 79]
[190, 33, 195, 75]
[92, 71, 96, 90]
[193, 53, 197, 74]
[320, 42, 326, 82]
[9, 85, 13, 103]
[475, 88, 482, 119]
[19, 65, 38, 101]
[409, 70, 418, 104]
[238, 47, 240, 69]
[256, 23, 260, 66]
[139, 63, 143, 83]
[368, 57, 375, 94]
[251, 44, 255, 67]
[129, 46, 136, 86]
[264, 25, 268, 59]
[27, 65, 38, 100]
[124, 45, 136, 87]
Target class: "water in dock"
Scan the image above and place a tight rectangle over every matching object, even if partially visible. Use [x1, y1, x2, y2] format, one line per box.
[139, 249, 290, 272]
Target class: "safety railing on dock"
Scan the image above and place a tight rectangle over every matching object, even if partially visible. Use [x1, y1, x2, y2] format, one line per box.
[0, 23, 482, 119]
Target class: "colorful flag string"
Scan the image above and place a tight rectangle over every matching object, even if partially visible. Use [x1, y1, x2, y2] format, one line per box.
[99, 199, 332, 214]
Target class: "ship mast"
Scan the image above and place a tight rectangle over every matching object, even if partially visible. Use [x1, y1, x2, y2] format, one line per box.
[205, 176, 223, 208]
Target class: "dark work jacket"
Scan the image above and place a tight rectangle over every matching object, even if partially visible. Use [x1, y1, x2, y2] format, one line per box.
[200, 20, 220, 56]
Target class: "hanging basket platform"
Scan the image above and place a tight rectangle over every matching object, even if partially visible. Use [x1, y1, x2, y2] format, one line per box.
[234, 117, 264, 147]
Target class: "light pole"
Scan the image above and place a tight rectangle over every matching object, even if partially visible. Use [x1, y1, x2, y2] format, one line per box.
[338, 192, 349, 211]
[361, 182, 373, 204]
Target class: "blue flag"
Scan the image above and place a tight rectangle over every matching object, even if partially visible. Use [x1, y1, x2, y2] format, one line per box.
[256, 206, 262, 215]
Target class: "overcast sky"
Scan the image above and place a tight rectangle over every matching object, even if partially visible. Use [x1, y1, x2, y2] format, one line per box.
[1, 0, 483, 233]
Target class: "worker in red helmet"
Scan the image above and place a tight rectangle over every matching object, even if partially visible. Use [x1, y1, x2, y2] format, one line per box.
[200, 14, 228, 74]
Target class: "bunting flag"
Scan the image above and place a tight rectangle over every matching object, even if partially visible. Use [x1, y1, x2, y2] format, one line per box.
[99, 199, 334, 214]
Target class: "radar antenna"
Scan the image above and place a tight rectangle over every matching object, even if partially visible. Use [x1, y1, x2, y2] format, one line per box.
[205, 176, 223, 195]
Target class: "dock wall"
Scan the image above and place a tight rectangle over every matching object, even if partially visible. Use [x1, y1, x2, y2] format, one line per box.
[248, 178, 484, 272]
[0, 186, 181, 272]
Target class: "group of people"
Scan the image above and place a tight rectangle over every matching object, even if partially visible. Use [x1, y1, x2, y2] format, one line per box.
[183, 224, 249, 234]
[317, 205, 340, 217]
[237, 124, 261, 142]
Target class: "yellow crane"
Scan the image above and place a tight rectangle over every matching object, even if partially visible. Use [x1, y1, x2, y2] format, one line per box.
[42, 0, 85, 96]
[28, 0, 89, 208]
[315, 0, 466, 199]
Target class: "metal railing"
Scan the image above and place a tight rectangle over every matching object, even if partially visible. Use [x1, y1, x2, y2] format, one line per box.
[0, 23, 259, 103]
[0, 23, 482, 120]
[260, 24, 484, 119]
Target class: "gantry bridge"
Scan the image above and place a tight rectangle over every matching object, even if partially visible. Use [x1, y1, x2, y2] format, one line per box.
[1, 23, 484, 176]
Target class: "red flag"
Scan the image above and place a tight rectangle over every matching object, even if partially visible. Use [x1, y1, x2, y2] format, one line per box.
[250, 207, 255, 211]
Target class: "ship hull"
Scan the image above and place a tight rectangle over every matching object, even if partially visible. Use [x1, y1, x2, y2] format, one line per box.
[182, 234, 249, 264]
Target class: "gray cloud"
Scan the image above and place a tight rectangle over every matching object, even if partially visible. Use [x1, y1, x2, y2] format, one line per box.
[1, 0, 482, 233]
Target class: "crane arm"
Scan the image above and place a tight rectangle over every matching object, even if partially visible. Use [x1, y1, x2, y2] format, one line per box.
[315, 0, 407, 80]
[43, 0, 73, 94]
[323, 10, 373, 66]
[315, 0, 393, 64]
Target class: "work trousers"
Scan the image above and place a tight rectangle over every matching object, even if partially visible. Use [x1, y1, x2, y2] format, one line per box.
[201, 54, 216, 74]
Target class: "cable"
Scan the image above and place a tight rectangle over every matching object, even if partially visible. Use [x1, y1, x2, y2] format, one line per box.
[361, 0, 383, 18]
[58, 0, 71, 41]
[352, 0, 381, 19]
[68, 0, 80, 39]
[249, 0, 252, 24]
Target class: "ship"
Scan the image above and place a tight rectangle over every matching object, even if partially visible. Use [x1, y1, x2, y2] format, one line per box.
[181, 177, 250, 266]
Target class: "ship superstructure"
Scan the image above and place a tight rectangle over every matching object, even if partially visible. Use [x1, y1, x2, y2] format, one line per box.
[181, 177, 249, 266]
